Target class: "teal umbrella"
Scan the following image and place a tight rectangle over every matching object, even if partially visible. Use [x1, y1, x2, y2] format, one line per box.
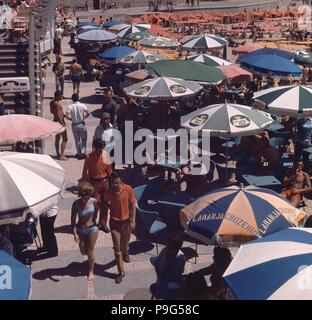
[146, 60, 225, 85]
[253, 85, 312, 117]
[126, 31, 150, 42]
[294, 51, 312, 66]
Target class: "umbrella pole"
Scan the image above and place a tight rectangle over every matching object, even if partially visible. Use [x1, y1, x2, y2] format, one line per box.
[226, 136, 229, 183]
[33, 141, 36, 154]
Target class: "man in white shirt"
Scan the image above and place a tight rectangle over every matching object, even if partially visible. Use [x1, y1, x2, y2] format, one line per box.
[93, 112, 115, 147]
[54, 25, 64, 56]
[66, 93, 90, 159]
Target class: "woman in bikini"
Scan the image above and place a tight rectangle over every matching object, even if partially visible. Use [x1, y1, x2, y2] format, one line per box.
[71, 182, 99, 281]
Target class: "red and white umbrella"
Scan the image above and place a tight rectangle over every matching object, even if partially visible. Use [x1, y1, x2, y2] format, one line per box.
[0, 114, 65, 145]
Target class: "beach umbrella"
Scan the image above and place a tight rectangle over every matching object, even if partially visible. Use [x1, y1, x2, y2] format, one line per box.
[100, 45, 136, 61]
[108, 23, 130, 32]
[125, 69, 150, 83]
[253, 85, 312, 117]
[124, 76, 202, 100]
[181, 102, 273, 137]
[103, 20, 123, 28]
[0, 152, 65, 225]
[139, 36, 180, 49]
[146, 60, 225, 85]
[180, 186, 305, 246]
[0, 251, 31, 300]
[78, 29, 117, 43]
[78, 27, 102, 34]
[0, 115, 65, 145]
[238, 48, 294, 61]
[232, 43, 264, 55]
[224, 228, 312, 300]
[293, 51, 312, 66]
[186, 54, 232, 67]
[181, 33, 228, 51]
[117, 24, 150, 39]
[76, 22, 101, 29]
[119, 50, 165, 65]
[239, 54, 302, 79]
[218, 65, 253, 83]
[126, 31, 150, 42]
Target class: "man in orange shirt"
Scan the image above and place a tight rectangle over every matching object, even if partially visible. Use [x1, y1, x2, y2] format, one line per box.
[82, 139, 112, 233]
[103, 171, 136, 284]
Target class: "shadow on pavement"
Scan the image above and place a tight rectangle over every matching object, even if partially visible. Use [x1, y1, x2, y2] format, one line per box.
[32, 260, 117, 281]
[80, 95, 103, 105]
[128, 240, 154, 255]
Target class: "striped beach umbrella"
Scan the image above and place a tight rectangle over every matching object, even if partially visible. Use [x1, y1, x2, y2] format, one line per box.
[119, 50, 165, 65]
[253, 85, 312, 117]
[126, 31, 150, 42]
[180, 186, 306, 246]
[0, 152, 65, 225]
[182, 34, 228, 51]
[124, 76, 202, 100]
[78, 29, 117, 42]
[181, 102, 273, 137]
[186, 54, 232, 67]
[108, 23, 130, 32]
[139, 36, 180, 48]
[224, 228, 312, 300]
[117, 24, 150, 39]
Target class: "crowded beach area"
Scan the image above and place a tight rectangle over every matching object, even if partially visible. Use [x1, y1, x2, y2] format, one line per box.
[1, 0, 312, 301]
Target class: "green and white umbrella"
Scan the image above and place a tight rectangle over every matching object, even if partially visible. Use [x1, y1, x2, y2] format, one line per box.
[139, 35, 180, 48]
[253, 85, 312, 117]
[186, 53, 232, 67]
[119, 50, 165, 65]
[126, 31, 150, 42]
[181, 102, 273, 137]
[124, 76, 202, 100]
[117, 24, 151, 39]
[182, 33, 228, 51]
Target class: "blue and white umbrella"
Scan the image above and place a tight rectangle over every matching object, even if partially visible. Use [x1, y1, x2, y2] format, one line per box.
[78, 29, 117, 42]
[0, 251, 31, 300]
[103, 20, 123, 28]
[224, 228, 312, 300]
[180, 186, 305, 246]
[76, 22, 101, 29]
[100, 45, 136, 61]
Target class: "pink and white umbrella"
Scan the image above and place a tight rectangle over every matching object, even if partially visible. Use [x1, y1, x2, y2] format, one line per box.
[232, 43, 264, 55]
[218, 65, 253, 83]
[0, 114, 65, 145]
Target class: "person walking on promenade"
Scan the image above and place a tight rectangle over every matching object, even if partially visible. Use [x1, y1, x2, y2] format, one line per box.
[71, 182, 99, 281]
[66, 93, 90, 159]
[38, 204, 59, 258]
[70, 58, 83, 94]
[103, 171, 136, 284]
[52, 56, 65, 95]
[50, 91, 68, 160]
[82, 139, 113, 234]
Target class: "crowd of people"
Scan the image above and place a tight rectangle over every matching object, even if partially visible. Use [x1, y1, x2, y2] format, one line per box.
[2, 1, 312, 300]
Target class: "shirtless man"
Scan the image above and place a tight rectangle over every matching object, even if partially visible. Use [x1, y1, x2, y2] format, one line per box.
[281, 160, 312, 207]
[50, 91, 68, 161]
[70, 58, 83, 94]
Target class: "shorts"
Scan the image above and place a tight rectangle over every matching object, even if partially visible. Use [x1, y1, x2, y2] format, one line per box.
[281, 189, 302, 203]
[76, 224, 99, 236]
[71, 75, 81, 84]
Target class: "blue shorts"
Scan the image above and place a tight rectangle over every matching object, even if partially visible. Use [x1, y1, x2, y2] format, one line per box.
[72, 75, 81, 84]
[76, 224, 99, 236]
